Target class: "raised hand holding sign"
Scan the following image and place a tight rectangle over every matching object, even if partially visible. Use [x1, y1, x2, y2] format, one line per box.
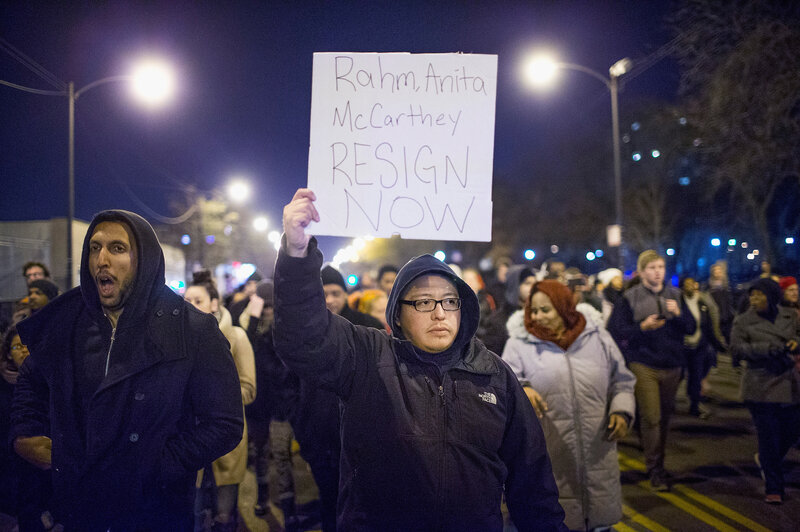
[282, 188, 320, 257]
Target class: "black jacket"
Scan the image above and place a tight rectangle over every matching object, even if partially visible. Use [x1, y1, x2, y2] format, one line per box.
[288, 303, 382, 465]
[12, 210, 243, 531]
[480, 265, 533, 356]
[274, 239, 565, 531]
[607, 283, 696, 368]
[245, 321, 298, 423]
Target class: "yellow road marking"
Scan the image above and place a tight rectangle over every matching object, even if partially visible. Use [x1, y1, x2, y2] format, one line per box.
[621, 504, 670, 532]
[618, 452, 646, 471]
[619, 451, 770, 531]
[618, 461, 634, 472]
[613, 521, 641, 532]
[672, 485, 772, 532]
[636, 482, 739, 532]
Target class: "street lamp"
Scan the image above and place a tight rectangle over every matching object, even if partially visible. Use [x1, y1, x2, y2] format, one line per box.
[227, 179, 251, 204]
[2, 58, 175, 287]
[252, 216, 269, 232]
[524, 54, 632, 268]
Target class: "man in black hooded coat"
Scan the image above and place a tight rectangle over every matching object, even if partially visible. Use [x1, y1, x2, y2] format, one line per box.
[11, 210, 243, 531]
[275, 189, 565, 532]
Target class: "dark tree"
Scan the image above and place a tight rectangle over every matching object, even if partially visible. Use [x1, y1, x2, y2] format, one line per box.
[671, 0, 800, 263]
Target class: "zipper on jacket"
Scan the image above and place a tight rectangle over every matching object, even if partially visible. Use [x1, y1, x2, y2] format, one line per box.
[435, 379, 448, 532]
[564, 351, 590, 521]
[104, 325, 117, 377]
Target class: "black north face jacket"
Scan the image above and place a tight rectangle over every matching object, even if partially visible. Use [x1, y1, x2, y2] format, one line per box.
[274, 238, 565, 532]
[12, 210, 242, 531]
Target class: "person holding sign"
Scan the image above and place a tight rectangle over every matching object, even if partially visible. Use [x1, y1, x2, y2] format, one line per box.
[274, 188, 566, 531]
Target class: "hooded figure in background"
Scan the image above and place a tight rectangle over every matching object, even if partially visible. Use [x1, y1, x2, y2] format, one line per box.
[481, 265, 536, 355]
[275, 189, 566, 531]
[11, 209, 243, 531]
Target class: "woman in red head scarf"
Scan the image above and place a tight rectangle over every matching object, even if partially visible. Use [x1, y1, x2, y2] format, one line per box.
[502, 279, 636, 530]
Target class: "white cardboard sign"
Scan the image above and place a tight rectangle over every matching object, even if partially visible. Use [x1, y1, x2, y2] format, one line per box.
[307, 52, 497, 242]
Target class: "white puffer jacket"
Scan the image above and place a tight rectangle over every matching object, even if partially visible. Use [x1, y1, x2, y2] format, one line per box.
[502, 310, 635, 530]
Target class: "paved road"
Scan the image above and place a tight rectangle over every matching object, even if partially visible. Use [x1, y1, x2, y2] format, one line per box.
[239, 354, 800, 532]
[612, 355, 799, 532]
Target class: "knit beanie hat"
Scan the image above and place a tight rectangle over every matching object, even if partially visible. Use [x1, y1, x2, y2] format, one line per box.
[749, 278, 782, 322]
[28, 279, 59, 301]
[779, 276, 797, 291]
[320, 265, 347, 291]
[637, 249, 663, 272]
[598, 268, 623, 286]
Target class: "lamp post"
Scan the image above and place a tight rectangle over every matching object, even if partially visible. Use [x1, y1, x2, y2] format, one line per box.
[2, 59, 175, 287]
[525, 55, 632, 268]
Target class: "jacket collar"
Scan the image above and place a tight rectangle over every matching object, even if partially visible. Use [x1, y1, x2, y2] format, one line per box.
[456, 339, 500, 375]
[394, 336, 499, 376]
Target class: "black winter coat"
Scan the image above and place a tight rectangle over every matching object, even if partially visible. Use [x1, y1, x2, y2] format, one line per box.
[274, 240, 565, 532]
[11, 210, 243, 531]
[607, 283, 696, 368]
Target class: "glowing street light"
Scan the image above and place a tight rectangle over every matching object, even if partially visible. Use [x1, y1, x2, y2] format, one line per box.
[227, 179, 251, 203]
[524, 54, 560, 87]
[523, 52, 631, 269]
[1, 57, 176, 287]
[129, 59, 176, 107]
[252, 216, 269, 232]
[268, 230, 281, 251]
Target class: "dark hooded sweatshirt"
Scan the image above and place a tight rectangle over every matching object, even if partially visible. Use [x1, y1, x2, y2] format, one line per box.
[274, 238, 565, 532]
[11, 210, 243, 531]
[482, 265, 535, 355]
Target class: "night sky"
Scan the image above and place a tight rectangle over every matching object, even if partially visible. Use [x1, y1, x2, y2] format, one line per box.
[1, 1, 677, 256]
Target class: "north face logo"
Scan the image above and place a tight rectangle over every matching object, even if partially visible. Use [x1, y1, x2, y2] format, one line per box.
[478, 391, 497, 405]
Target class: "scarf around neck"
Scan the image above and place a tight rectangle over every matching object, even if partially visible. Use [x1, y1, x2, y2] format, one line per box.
[524, 280, 586, 351]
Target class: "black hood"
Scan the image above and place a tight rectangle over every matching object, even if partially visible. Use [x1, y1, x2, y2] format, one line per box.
[80, 210, 166, 329]
[503, 265, 535, 307]
[386, 254, 479, 354]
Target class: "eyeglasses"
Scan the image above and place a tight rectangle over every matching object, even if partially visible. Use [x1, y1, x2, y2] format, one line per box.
[399, 298, 462, 312]
[11, 344, 28, 351]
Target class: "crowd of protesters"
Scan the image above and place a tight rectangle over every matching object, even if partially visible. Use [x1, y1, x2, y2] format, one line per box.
[2, 198, 799, 531]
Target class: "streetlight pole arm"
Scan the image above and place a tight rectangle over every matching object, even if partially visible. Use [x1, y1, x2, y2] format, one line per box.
[555, 60, 625, 268]
[74, 75, 132, 101]
[556, 63, 611, 88]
